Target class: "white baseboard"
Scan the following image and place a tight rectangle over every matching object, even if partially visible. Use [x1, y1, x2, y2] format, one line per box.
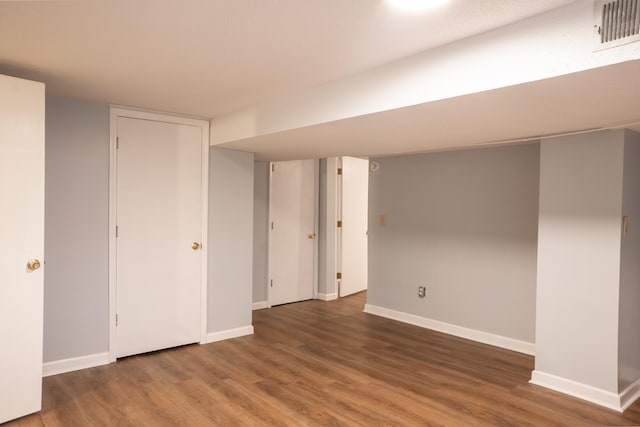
[530, 370, 623, 412]
[43, 352, 110, 377]
[252, 301, 269, 310]
[619, 376, 640, 412]
[316, 292, 338, 301]
[363, 304, 535, 356]
[204, 325, 254, 344]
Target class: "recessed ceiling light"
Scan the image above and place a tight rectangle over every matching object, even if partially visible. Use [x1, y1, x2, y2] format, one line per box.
[388, 0, 448, 10]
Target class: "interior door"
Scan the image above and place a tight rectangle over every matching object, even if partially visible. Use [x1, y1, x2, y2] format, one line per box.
[115, 116, 202, 358]
[269, 160, 316, 306]
[339, 157, 369, 297]
[0, 75, 45, 423]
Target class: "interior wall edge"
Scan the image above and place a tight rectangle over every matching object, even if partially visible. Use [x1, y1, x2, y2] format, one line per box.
[530, 370, 626, 412]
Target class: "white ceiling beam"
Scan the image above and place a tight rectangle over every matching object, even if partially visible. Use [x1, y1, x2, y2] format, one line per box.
[211, 1, 640, 157]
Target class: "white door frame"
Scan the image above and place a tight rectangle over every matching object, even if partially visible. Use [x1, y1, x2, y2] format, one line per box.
[337, 156, 369, 297]
[108, 106, 209, 362]
[267, 160, 320, 306]
[313, 160, 320, 299]
[322, 157, 340, 299]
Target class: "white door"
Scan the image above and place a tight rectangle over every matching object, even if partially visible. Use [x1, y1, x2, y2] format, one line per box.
[269, 160, 316, 306]
[0, 75, 45, 423]
[339, 157, 369, 297]
[115, 116, 203, 358]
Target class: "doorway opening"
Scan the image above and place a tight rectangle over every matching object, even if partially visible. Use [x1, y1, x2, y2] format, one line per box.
[261, 156, 369, 309]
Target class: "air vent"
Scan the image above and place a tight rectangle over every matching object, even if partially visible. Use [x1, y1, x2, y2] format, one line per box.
[594, 0, 640, 50]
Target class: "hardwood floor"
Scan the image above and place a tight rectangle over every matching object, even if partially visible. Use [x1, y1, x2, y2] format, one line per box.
[7, 291, 640, 426]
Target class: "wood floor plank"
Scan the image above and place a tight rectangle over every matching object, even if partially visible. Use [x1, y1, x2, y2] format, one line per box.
[7, 291, 640, 426]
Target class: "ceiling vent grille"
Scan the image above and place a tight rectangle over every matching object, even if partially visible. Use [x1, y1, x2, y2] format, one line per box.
[594, 0, 640, 50]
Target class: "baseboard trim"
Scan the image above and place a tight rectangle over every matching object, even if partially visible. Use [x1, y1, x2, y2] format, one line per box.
[204, 325, 254, 344]
[363, 304, 535, 356]
[620, 376, 640, 412]
[530, 370, 623, 412]
[316, 292, 338, 301]
[43, 352, 110, 377]
[252, 301, 269, 310]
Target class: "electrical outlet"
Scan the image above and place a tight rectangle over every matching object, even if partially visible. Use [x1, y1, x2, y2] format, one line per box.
[418, 286, 426, 298]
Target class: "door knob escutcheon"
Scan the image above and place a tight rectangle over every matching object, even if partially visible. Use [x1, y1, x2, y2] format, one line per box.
[26, 259, 41, 271]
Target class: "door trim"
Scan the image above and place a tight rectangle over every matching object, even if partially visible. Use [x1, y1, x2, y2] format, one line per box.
[323, 157, 340, 298]
[108, 106, 210, 362]
[313, 159, 320, 300]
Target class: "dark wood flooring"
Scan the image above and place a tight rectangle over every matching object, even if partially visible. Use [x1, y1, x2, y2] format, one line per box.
[7, 291, 640, 426]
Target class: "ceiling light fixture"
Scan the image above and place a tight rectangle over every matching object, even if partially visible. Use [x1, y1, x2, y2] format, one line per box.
[388, 0, 448, 10]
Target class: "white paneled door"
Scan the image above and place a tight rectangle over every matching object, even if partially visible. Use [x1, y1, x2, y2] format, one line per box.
[339, 157, 369, 297]
[269, 160, 316, 306]
[115, 115, 204, 358]
[0, 75, 45, 423]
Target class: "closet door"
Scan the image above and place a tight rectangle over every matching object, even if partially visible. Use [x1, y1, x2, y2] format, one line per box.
[114, 115, 204, 358]
[268, 160, 317, 306]
[0, 75, 45, 423]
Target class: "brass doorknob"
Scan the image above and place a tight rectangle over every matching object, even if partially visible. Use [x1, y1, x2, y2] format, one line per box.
[192, 242, 201, 250]
[308, 233, 316, 239]
[26, 259, 41, 271]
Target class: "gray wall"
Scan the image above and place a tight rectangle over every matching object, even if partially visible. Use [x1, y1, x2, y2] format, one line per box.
[253, 161, 269, 304]
[44, 96, 109, 362]
[208, 147, 254, 332]
[619, 130, 640, 391]
[45, 97, 255, 362]
[535, 131, 624, 394]
[368, 144, 540, 343]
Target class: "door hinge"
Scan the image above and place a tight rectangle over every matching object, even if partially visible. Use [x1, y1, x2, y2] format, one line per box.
[337, 272, 342, 280]
[271, 221, 274, 230]
[116, 314, 118, 327]
[115, 226, 119, 238]
[116, 137, 119, 149]
[337, 220, 342, 228]
[337, 168, 342, 175]
[271, 163, 274, 172]
[270, 279, 273, 288]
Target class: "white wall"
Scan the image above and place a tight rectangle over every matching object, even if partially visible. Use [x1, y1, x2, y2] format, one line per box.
[534, 130, 625, 397]
[44, 96, 109, 362]
[253, 161, 269, 304]
[367, 143, 539, 344]
[619, 130, 640, 391]
[208, 147, 254, 333]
